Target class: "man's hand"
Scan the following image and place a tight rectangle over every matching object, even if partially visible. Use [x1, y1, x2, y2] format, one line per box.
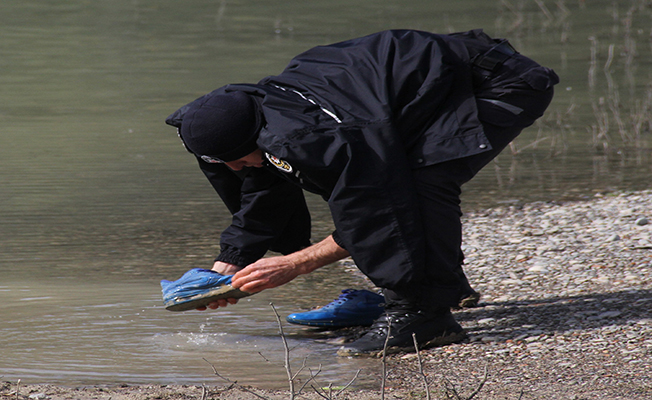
[198, 235, 349, 310]
[233, 235, 349, 293]
[231, 256, 303, 293]
[197, 297, 239, 310]
[195, 261, 242, 311]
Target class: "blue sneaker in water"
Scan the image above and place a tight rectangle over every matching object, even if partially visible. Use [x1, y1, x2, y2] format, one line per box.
[161, 268, 252, 312]
[286, 289, 385, 327]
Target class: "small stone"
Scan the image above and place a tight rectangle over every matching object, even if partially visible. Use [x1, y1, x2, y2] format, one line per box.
[606, 234, 621, 242]
[597, 311, 622, 319]
[29, 394, 48, 400]
[636, 217, 649, 226]
[501, 279, 522, 285]
[528, 265, 549, 273]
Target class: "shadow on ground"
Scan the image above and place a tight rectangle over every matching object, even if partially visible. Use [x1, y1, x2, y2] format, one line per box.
[454, 289, 652, 340]
[286, 289, 652, 345]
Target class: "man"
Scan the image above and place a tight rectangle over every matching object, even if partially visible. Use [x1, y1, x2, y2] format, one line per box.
[163, 29, 559, 356]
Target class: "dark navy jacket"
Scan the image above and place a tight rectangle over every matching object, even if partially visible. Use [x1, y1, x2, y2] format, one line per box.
[167, 29, 558, 291]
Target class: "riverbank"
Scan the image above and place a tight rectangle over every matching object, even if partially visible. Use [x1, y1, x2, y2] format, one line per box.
[3, 190, 651, 399]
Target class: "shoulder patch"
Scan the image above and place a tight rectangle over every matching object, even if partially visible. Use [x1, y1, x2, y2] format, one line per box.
[265, 152, 293, 173]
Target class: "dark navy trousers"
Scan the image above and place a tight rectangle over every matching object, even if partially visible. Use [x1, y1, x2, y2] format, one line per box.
[384, 53, 557, 309]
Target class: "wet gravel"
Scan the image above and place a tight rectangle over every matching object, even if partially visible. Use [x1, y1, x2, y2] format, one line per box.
[384, 190, 652, 399]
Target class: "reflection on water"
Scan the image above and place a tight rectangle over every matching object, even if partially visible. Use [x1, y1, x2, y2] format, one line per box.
[1, 0, 651, 389]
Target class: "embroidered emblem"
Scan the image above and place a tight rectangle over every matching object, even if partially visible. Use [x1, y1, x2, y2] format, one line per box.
[265, 152, 293, 173]
[200, 155, 222, 164]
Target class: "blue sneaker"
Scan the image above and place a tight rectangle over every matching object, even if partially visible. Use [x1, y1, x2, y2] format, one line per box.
[286, 289, 385, 327]
[161, 268, 252, 312]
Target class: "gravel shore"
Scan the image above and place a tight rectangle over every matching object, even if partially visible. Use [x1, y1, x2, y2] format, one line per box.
[3, 190, 651, 399]
[387, 189, 652, 399]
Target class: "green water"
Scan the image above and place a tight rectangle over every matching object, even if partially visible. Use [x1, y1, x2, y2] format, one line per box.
[1, 0, 650, 388]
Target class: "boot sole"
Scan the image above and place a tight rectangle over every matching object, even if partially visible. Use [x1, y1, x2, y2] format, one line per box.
[164, 285, 252, 312]
[336, 329, 467, 357]
[455, 292, 481, 309]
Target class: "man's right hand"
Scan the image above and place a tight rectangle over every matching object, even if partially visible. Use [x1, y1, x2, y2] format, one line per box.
[197, 236, 348, 311]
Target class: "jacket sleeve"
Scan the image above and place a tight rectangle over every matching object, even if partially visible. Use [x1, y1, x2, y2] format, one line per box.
[198, 159, 311, 267]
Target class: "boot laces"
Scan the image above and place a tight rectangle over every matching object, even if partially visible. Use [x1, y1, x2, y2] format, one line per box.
[320, 289, 359, 310]
[366, 310, 418, 337]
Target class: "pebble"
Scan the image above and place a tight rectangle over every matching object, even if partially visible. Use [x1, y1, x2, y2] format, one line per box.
[636, 217, 649, 226]
[480, 335, 502, 343]
[606, 233, 620, 242]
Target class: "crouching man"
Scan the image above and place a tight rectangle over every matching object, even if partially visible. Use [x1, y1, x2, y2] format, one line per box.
[163, 29, 559, 356]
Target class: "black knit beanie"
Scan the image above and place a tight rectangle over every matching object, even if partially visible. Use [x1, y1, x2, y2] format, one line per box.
[179, 91, 262, 162]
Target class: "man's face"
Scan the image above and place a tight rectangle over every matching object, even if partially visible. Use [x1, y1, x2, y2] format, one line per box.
[224, 149, 264, 171]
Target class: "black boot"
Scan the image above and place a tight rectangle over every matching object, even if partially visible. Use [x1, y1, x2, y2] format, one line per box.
[336, 306, 466, 357]
[455, 263, 481, 308]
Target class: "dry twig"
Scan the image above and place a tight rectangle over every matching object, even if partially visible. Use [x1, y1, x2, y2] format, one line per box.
[380, 316, 391, 400]
[299, 365, 322, 395]
[200, 383, 207, 400]
[270, 302, 296, 399]
[443, 364, 489, 400]
[203, 358, 269, 400]
[465, 364, 489, 400]
[335, 369, 362, 397]
[412, 333, 431, 400]
[306, 365, 361, 399]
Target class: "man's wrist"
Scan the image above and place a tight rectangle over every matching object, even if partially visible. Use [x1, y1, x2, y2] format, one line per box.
[286, 235, 349, 275]
[212, 261, 242, 275]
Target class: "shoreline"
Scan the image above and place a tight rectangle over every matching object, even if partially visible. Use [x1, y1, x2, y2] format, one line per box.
[3, 190, 651, 399]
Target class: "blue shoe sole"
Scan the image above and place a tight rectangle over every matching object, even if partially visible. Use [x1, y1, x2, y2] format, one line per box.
[164, 285, 251, 312]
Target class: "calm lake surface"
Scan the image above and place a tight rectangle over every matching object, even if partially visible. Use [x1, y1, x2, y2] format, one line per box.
[1, 0, 651, 389]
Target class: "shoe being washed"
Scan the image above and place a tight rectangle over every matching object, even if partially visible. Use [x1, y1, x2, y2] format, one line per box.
[286, 289, 384, 327]
[161, 268, 252, 312]
[337, 308, 466, 357]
